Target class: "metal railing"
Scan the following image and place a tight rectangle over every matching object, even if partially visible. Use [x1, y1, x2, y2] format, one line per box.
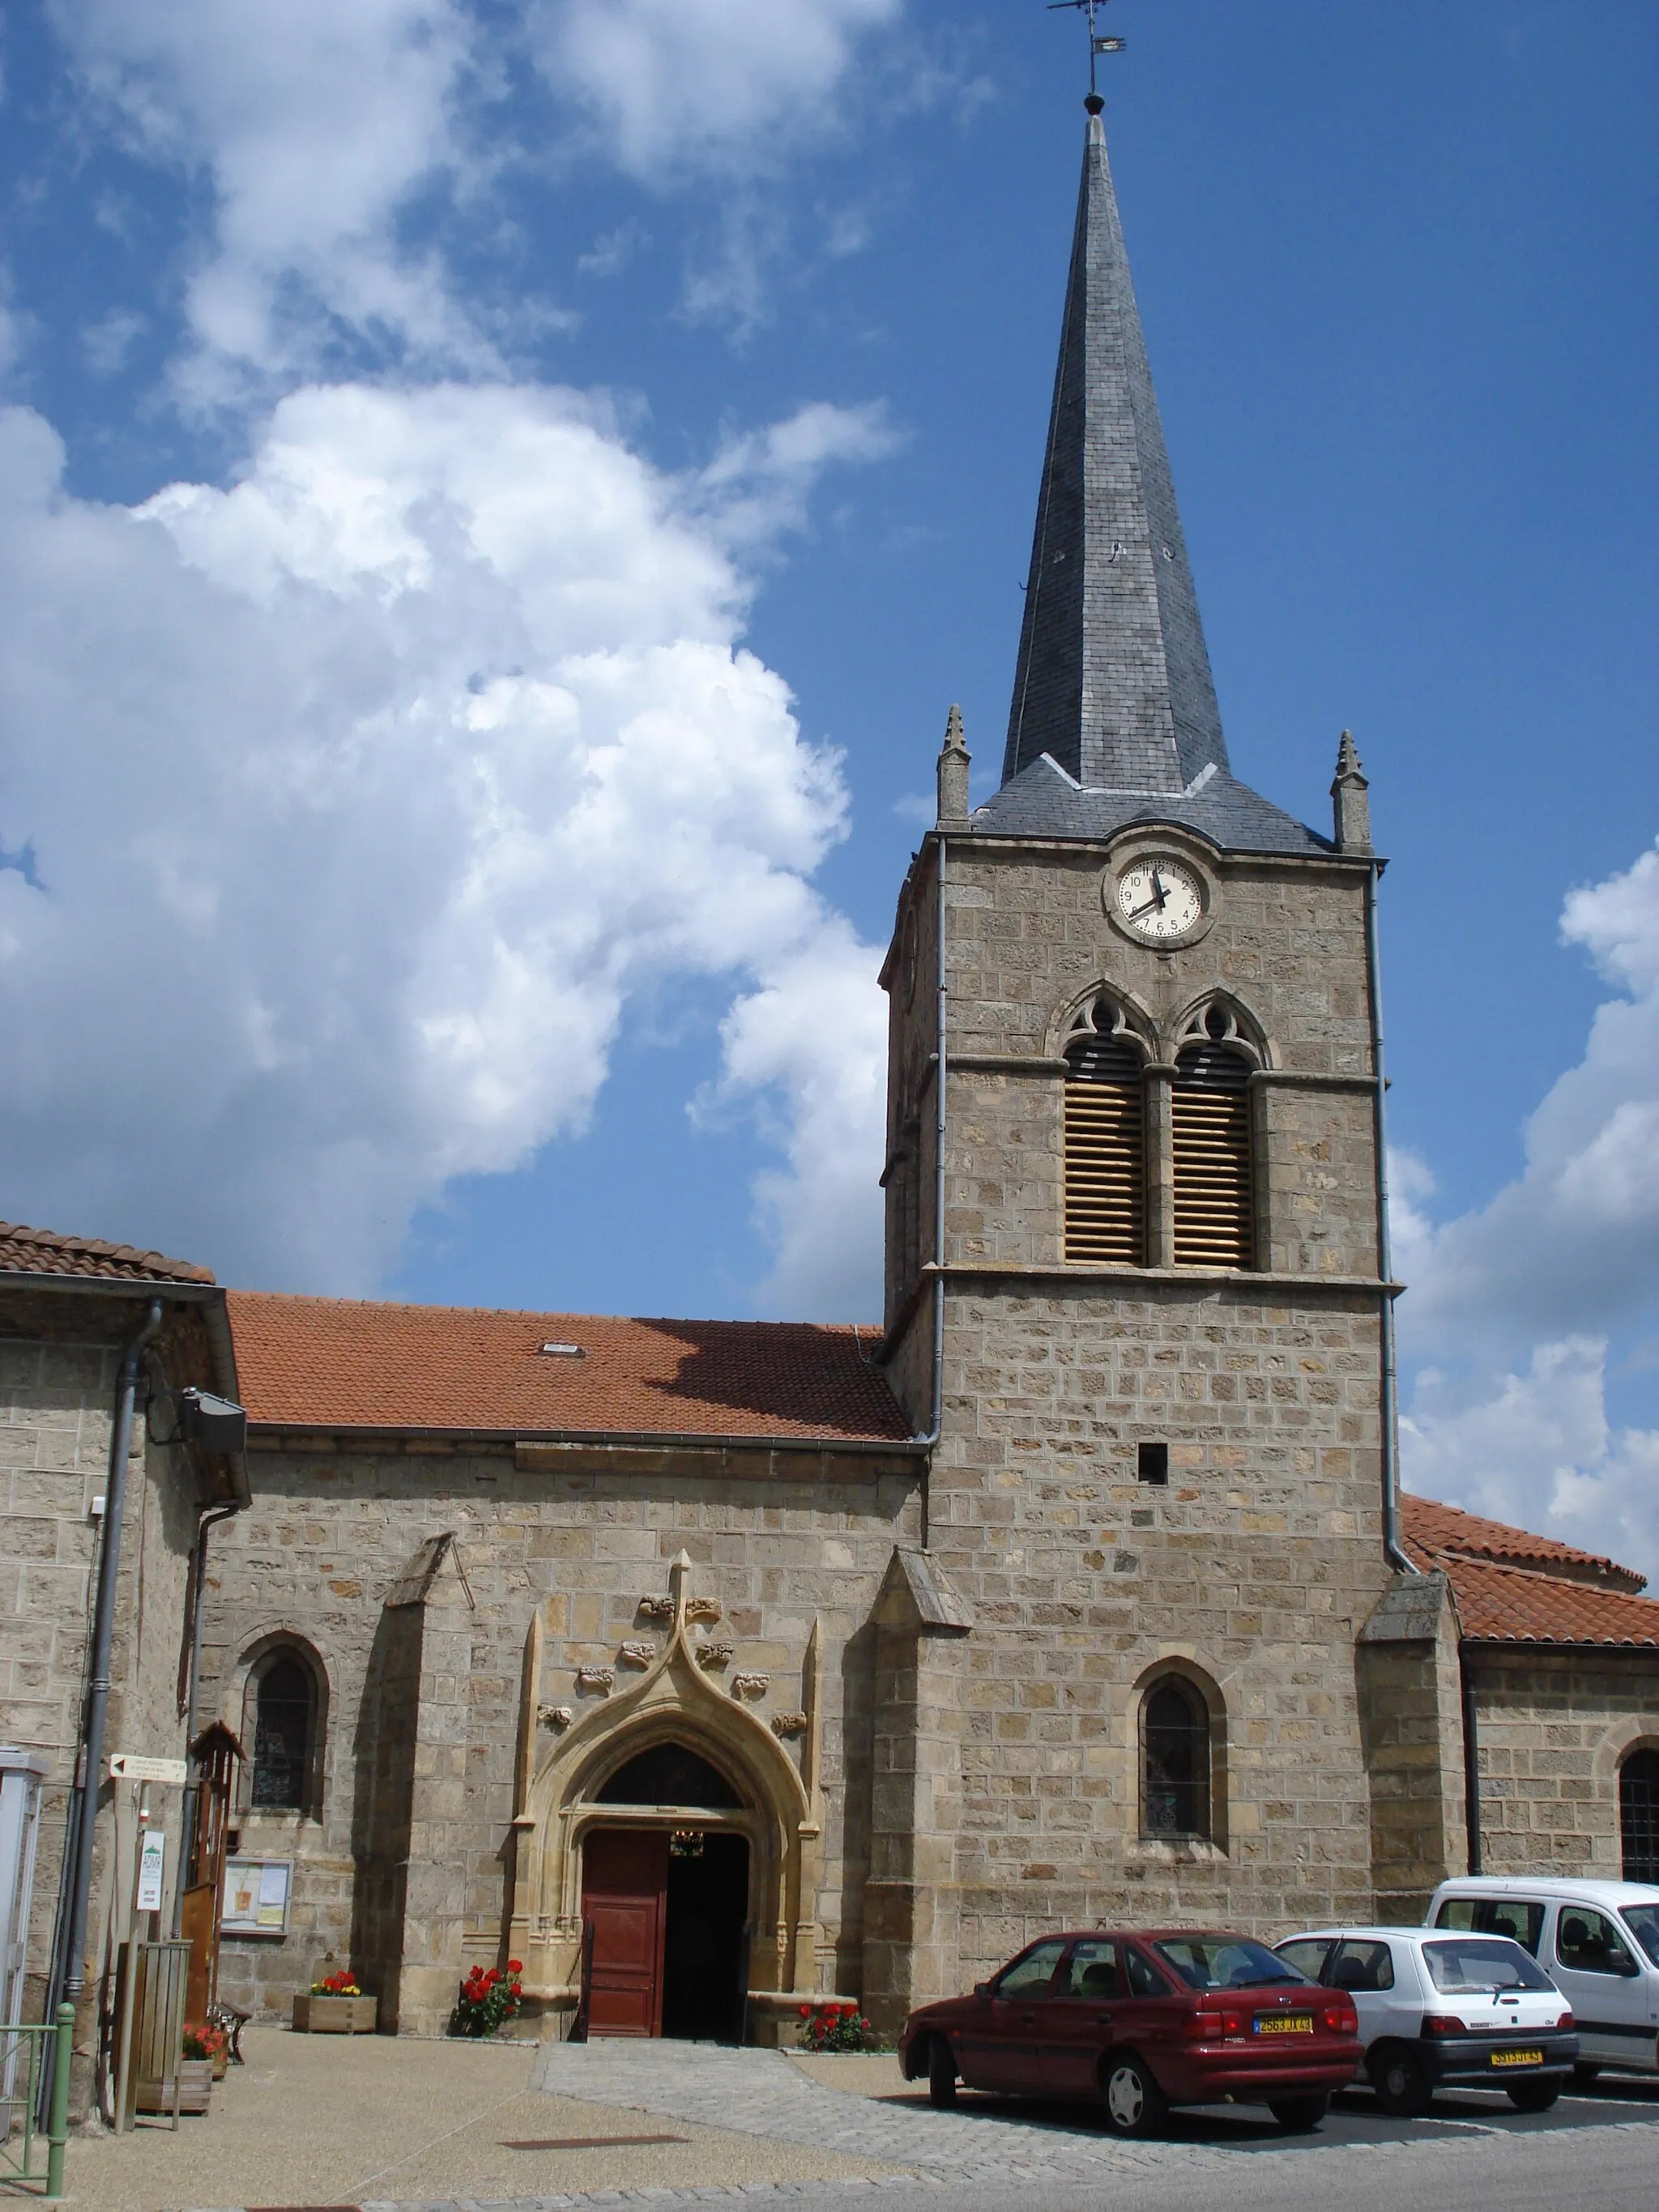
[0, 2007, 73, 2197]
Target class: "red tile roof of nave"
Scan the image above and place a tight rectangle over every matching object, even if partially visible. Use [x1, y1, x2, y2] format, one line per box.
[1401, 1493, 1646, 1594]
[1433, 1551, 1659, 1651]
[225, 1291, 913, 1444]
[0, 1219, 215, 1285]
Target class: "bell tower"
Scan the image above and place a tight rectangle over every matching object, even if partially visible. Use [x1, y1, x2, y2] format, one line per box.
[869, 93, 1413, 2027]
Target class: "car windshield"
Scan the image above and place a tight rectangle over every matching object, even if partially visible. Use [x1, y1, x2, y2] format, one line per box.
[1422, 1937, 1555, 1995]
[1620, 1904, 1659, 1967]
[1154, 1937, 1307, 1992]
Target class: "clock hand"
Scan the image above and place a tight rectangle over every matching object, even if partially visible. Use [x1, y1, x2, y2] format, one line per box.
[1149, 869, 1168, 908]
[1125, 892, 1166, 921]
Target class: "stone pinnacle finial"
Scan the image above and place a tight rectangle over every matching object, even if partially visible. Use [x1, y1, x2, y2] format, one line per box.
[1331, 730, 1371, 853]
[937, 703, 970, 829]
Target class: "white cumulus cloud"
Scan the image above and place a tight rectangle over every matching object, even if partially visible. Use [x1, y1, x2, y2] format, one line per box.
[54, 0, 489, 399]
[532, 0, 903, 178]
[1397, 839, 1659, 1581]
[0, 383, 888, 1302]
[700, 917, 887, 1319]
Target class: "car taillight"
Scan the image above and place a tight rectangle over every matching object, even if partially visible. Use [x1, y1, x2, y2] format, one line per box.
[1323, 2003, 1358, 2035]
[1188, 2008, 1245, 2041]
[1422, 2014, 1466, 2036]
[1557, 2011, 1575, 2031]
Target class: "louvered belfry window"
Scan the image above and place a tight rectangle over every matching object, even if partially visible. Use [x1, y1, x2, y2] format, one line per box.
[1171, 1005, 1254, 1268]
[1064, 1002, 1145, 1264]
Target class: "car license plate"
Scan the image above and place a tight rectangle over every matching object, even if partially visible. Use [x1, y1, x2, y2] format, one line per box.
[1490, 2048, 1544, 2068]
[1256, 2014, 1314, 2036]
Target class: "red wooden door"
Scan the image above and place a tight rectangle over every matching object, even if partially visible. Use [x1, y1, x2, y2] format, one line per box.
[581, 1828, 667, 2037]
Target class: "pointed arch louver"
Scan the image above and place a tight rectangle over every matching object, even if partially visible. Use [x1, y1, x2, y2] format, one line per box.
[1171, 1005, 1255, 1268]
[1063, 999, 1145, 1264]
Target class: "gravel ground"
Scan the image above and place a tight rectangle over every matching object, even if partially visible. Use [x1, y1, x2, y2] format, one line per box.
[51, 2026, 893, 2211]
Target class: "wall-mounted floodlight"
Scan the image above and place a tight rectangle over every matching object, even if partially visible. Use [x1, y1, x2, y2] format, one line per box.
[177, 1387, 248, 1454]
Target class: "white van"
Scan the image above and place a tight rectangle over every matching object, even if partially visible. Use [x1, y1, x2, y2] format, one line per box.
[1427, 1877, 1659, 2080]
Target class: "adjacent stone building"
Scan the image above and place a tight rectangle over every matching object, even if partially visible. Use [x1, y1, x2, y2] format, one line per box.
[0, 1222, 244, 2103]
[5, 96, 1656, 2061]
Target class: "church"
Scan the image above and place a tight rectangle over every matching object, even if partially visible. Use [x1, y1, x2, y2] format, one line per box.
[6, 96, 1657, 2066]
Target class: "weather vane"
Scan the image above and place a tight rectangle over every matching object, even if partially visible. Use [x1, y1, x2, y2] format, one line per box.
[1047, 0, 1126, 101]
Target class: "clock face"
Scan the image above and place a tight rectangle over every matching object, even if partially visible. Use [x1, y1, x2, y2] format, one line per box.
[1115, 856, 1205, 942]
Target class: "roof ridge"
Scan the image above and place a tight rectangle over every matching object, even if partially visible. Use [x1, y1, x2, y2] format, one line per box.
[226, 1288, 876, 1333]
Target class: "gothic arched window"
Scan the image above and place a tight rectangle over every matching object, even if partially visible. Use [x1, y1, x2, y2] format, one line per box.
[1141, 1676, 1212, 1841]
[1171, 1004, 1256, 1268]
[1622, 1749, 1659, 1884]
[1063, 998, 1145, 1264]
[250, 1654, 315, 1812]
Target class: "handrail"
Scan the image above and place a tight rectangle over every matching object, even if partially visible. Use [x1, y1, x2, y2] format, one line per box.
[1, 2009, 73, 2197]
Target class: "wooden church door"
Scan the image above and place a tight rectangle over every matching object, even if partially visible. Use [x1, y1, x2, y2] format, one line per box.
[581, 1828, 667, 2036]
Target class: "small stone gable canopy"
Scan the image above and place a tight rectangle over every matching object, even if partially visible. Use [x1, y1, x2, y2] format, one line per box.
[1403, 1494, 1659, 1649]
[226, 1292, 915, 1451]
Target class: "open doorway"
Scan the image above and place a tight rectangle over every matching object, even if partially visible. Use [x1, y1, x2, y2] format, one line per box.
[579, 1742, 753, 2043]
[663, 1831, 748, 2043]
[580, 1826, 751, 2044]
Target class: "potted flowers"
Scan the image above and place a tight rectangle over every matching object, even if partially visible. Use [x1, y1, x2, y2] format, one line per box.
[796, 2000, 876, 2052]
[450, 1959, 524, 2037]
[186, 2018, 232, 2081]
[292, 1967, 377, 2034]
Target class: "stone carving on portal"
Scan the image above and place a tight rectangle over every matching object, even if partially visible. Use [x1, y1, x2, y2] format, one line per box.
[731, 1672, 769, 1700]
[507, 1554, 821, 2026]
[618, 1641, 655, 1668]
[695, 1642, 734, 1669]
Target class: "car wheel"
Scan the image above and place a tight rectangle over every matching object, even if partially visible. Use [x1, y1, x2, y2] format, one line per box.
[1572, 2063, 1601, 2086]
[1371, 2046, 1433, 2119]
[1100, 2055, 1168, 2139]
[1506, 2079, 1562, 2113]
[927, 2036, 957, 2109]
[1268, 2094, 1328, 2133]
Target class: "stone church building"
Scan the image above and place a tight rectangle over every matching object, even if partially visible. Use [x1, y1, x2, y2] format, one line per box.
[4, 101, 1657, 2059]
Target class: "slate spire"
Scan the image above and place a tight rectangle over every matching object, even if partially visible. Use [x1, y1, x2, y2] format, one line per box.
[1002, 104, 1228, 795]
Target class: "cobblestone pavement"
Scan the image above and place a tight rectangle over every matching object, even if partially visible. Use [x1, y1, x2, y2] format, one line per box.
[525, 2040, 1222, 2188]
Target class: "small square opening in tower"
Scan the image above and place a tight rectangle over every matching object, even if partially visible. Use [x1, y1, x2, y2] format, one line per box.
[1137, 1443, 1169, 1486]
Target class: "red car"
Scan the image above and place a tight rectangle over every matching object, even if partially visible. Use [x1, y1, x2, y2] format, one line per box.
[899, 1929, 1363, 2137]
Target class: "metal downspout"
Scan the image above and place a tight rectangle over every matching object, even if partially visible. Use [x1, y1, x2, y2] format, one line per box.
[171, 1499, 243, 1938]
[60, 1298, 164, 2014]
[911, 833, 949, 1545]
[1461, 1655, 1483, 1873]
[1365, 860, 1416, 1575]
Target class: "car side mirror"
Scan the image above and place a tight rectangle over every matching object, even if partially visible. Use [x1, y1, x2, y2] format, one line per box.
[974, 1983, 992, 2001]
[1614, 1952, 1641, 1978]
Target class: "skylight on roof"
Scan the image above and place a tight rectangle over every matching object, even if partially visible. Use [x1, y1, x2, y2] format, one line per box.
[539, 1341, 584, 1357]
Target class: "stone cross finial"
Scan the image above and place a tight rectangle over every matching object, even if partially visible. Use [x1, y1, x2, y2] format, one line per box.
[936, 703, 970, 829]
[1331, 729, 1371, 854]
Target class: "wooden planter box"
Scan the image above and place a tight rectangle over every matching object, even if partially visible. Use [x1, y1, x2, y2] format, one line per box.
[292, 1993, 377, 2035]
[136, 2059, 212, 2116]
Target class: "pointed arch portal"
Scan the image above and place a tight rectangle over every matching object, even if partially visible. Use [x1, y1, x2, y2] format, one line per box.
[506, 1554, 820, 2040]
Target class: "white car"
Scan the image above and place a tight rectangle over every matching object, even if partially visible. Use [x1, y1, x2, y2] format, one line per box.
[1427, 1876, 1659, 2082]
[1276, 1924, 1576, 2117]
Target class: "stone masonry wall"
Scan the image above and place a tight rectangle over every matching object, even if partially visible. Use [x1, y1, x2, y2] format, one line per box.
[928, 1280, 1392, 1983]
[201, 1443, 920, 2029]
[0, 1323, 197, 2025]
[1469, 1650, 1659, 1878]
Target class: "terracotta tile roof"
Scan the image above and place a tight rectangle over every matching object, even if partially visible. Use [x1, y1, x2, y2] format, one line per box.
[226, 1292, 913, 1446]
[1434, 1551, 1659, 1651]
[1402, 1493, 1646, 1594]
[1403, 1494, 1659, 1647]
[0, 1219, 215, 1286]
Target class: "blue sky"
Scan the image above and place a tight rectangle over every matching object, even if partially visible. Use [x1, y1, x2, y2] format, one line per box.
[1, 2, 1657, 1569]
